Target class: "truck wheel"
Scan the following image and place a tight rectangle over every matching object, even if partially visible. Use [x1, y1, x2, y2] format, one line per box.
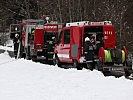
[102, 71, 111, 76]
[87, 63, 95, 71]
[125, 71, 131, 78]
[126, 60, 132, 69]
[32, 56, 37, 62]
[73, 60, 83, 70]
[124, 60, 132, 77]
[54, 55, 62, 67]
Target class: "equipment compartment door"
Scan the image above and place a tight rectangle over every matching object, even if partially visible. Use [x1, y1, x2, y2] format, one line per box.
[103, 26, 116, 49]
[70, 27, 81, 59]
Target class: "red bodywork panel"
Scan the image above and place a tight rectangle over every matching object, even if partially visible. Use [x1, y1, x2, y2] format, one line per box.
[121, 46, 128, 64]
[70, 26, 82, 60]
[103, 25, 116, 49]
[22, 31, 25, 46]
[97, 47, 105, 64]
[34, 29, 44, 50]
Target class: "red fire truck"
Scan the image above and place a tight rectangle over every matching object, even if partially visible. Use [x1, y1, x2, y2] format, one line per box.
[54, 21, 132, 76]
[10, 19, 62, 64]
[10, 19, 45, 59]
[30, 23, 61, 64]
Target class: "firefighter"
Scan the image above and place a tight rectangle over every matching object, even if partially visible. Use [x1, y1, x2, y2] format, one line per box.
[45, 17, 50, 23]
[90, 34, 96, 47]
[13, 33, 20, 58]
[47, 36, 55, 64]
[84, 37, 94, 61]
[96, 36, 104, 55]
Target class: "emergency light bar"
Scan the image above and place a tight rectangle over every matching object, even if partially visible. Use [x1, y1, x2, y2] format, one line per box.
[66, 21, 89, 27]
[104, 21, 112, 25]
[90, 21, 112, 25]
[90, 22, 104, 25]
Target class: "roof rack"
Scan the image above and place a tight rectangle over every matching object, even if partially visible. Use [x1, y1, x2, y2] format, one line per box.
[22, 19, 44, 24]
[65, 21, 112, 27]
[66, 21, 89, 27]
[90, 21, 112, 25]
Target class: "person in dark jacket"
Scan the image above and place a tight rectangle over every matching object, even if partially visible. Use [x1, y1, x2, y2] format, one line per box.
[47, 37, 55, 63]
[13, 33, 20, 58]
[84, 37, 94, 61]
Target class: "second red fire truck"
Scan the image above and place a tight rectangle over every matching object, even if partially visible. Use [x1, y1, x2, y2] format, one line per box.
[53, 21, 132, 76]
[10, 19, 62, 64]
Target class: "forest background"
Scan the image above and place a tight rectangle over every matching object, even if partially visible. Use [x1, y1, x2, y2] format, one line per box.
[0, 0, 133, 53]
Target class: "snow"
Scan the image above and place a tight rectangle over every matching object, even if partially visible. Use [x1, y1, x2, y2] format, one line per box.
[0, 45, 14, 51]
[0, 51, 15, 64]
[0, 51, 133, 100]
[6, 40, 14, 47]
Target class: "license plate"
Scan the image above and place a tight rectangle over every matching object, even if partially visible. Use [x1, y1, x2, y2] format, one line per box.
[111, 67, 124, 71]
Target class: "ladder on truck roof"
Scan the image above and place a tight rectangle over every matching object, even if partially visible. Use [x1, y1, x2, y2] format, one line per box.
[65, 21, 112, 27]
[22, 19, 44, 24]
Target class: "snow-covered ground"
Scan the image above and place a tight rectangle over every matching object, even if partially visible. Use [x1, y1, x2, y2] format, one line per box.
[0, 51, 133, 100]
[0, 40, 14, 51]
[0, 45, 14, 51]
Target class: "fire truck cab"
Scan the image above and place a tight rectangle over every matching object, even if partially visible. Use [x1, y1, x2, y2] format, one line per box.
[54, 21, 132, 76]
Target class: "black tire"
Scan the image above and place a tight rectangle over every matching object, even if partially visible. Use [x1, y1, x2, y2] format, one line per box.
[32, 56, 37, 62]
[126, 60, 132, 68]
[73, 60, 83, 70]
[125, 71, 131, 78]
[102, 71, 111, 76]
[53, 55, 62, 67]
[124, 60, 132, 77]
[86, 63, 95, 71]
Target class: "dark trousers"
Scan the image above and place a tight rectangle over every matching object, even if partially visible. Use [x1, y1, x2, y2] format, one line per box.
[14, 43, 19, 58]
[85, 50, 94, 61]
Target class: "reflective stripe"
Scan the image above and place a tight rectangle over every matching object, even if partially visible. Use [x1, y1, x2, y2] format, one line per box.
[48, 58, 53, 60]
[57, 54, 69, 58]
[48, 52, 54, 54]
[122, 50, 125, 63]
[104, 50, 112, 62]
